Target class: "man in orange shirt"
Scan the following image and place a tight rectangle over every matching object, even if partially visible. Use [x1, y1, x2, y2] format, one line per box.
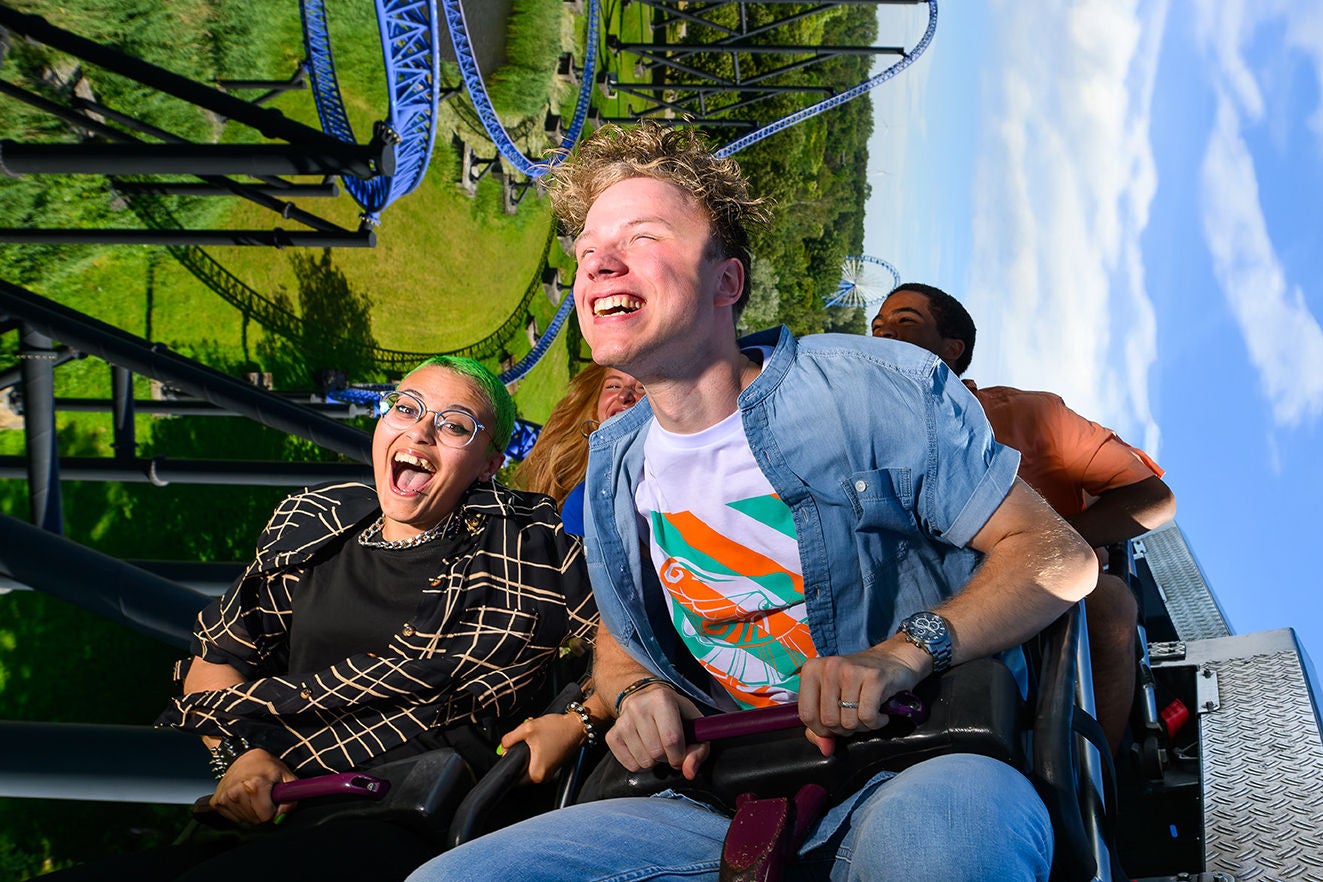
[872, 283, 1176, 751]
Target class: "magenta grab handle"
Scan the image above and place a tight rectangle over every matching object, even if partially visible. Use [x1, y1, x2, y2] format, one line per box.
[271, 772, 390, 803]
[685, 691, 928, 743]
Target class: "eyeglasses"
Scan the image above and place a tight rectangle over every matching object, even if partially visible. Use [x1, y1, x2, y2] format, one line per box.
[377, 390, 490, 449]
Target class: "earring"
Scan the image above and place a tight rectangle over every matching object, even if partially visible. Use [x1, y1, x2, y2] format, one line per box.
[580, 419, 600, 439]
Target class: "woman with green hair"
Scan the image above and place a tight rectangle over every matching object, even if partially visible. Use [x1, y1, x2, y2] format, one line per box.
[47, 357, 600, 882]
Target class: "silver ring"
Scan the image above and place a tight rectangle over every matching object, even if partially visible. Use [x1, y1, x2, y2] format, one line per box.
[837, 700, 860, 709]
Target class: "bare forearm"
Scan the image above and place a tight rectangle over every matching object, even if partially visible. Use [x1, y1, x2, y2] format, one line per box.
[944, 529, 1092, 662]
[941, 481, 1097, 663]
[582, 689, 611, 722]
[1067, 476, 1176, 548]
[591, 625, 654, 717]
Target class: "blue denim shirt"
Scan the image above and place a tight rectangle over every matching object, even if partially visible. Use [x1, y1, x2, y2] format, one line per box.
[583, 327, 1021, 712]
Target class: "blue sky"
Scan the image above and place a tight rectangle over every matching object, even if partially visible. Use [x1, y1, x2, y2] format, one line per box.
[863, 1, 1323, 669]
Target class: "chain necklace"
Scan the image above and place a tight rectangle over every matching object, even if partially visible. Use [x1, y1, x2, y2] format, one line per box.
[357, 512, 455, 550]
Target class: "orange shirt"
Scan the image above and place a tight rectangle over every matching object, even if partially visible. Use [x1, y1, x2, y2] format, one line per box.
[966, 382, 1163, 519]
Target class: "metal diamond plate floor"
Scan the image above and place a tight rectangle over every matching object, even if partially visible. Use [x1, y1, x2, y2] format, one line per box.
[1188, 632, 1323, 880]
[1137, 523, 1231, 641]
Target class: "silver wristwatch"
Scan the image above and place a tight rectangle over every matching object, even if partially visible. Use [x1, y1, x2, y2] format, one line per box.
[898, 611, 953, 674]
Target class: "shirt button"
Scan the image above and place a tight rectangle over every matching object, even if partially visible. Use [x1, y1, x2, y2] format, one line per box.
[855, 480, 868, 492]
[299, 687, 312, 700]
[402, 623, 416, 637]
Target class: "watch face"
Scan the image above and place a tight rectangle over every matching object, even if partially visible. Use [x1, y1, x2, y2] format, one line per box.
[909, 612, 945, 641]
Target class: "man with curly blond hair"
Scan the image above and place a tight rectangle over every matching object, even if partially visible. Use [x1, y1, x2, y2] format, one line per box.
[543, 122, 770, 320]
[408, 122, 1095, 882]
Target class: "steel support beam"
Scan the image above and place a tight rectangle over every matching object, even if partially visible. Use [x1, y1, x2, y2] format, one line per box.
[110, 181, 341, 198]
[0, 284, 373, 463]
[0, 456, 370, 487]
[0, 80, 360, 236]
[0, 141, 391, 179]
[1, 559, 242, 598]
[0, 229, 376, 247]
[51, 397, 372, 420]
[0, 722, 214, 804]
[617, 42, 901, 56]
[19, 327, 62, 533]
[110, 365, 136, 461]
[0, 344, 83, 392]
[0, 6, 393, 172]
[0, 512, 210, 649]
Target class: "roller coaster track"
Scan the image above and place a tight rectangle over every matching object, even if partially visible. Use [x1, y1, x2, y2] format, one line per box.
[301, 0, 442, 223]
[119, 0, 579, 380]
[499, 290, 575, 384]
[439, 1, 934, 378]
[126, 191, 556, 374]
[441, 0, 601, 178]
[715, 1, 938, 158]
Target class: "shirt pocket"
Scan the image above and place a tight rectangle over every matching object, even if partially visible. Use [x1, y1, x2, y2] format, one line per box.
[843, 468, 921, 603]
[843, 467, 916, 533]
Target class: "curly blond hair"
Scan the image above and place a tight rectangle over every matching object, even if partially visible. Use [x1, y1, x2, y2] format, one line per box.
[511, 363, 611, 507]
[542, 121, 771, 315]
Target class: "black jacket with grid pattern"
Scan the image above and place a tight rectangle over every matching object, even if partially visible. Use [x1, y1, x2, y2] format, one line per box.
[155, 480, 597, 774]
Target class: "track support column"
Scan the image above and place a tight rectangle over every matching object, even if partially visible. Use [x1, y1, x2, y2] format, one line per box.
[19, 326, 63, 533]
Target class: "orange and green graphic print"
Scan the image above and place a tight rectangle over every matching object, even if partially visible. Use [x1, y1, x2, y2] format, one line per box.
[649, 494, 815, 708]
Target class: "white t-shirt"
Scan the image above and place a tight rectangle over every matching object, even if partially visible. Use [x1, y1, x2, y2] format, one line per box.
[635, 408, 815, 708]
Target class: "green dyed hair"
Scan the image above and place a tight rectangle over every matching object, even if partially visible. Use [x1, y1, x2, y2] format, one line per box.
[408, 355, 516, 453]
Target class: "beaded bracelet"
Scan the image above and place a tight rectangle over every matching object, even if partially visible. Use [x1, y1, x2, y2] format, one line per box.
[613, 676, 677, 715]
[207, 734, 252, 780]
[565, 700, 598, 747]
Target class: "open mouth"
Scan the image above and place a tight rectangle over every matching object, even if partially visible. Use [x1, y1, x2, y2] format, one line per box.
[391, 450, 436, 495]
[593, 294, 642, 317]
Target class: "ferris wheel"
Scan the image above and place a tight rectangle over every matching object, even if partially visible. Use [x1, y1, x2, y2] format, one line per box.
[826, 255, 902, 308]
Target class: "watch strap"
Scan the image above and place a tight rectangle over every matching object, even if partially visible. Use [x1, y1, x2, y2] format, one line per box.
[899, 612, 953, 674]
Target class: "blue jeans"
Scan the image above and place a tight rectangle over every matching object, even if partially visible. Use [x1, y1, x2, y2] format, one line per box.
[406, 754, 1052, 882]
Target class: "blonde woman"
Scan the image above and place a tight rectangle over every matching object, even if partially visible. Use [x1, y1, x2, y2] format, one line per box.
[514, 363, 643, 534]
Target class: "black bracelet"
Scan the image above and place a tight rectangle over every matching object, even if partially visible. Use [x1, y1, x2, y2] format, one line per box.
[207, 734, 252, 780]
[613, 677, 677, 715]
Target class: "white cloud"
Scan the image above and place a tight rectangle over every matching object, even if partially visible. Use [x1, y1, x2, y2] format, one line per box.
[1289, 7, 1323, 150]
[1200, 98, 1323, 427]
[965, 0, 1168, 451]
[1194, 0, 1323, 428]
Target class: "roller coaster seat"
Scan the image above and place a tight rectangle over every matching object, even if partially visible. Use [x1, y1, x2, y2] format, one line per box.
[436, 604, 1117, 881]
[552, 602, 1115, 882]
[277, 746, 477, 844]
[188, 668, 589, 848]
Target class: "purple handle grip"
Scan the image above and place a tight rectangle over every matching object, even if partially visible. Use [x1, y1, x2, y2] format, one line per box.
[685, 692, 928, 743]
[271, 772, 390, 803]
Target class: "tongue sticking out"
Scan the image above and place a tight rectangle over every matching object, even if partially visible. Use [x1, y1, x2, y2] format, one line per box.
[395, 463, 433, 493]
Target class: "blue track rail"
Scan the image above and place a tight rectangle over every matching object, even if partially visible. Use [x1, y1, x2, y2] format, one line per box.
[441, 0, 600, 178]
[499, 294, 576, 384]
[716, 1, 938, 158]
[302, 0, 441, 222]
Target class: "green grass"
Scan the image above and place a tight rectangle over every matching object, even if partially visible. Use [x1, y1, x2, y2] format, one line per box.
[1, 0, 573, 389]
[486, 0, 567, 119]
